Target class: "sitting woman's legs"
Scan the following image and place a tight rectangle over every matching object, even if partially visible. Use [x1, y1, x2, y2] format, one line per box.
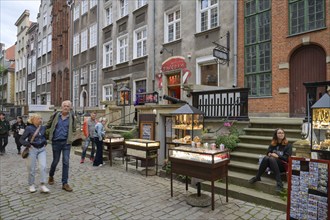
[268, 157, 285, 187]
[256, 156, 271, 179]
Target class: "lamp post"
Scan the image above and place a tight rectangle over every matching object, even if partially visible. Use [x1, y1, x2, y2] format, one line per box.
[117, 85, 131, 125]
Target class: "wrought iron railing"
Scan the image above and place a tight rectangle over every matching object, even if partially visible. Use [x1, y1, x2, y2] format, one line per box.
[191, 88, 249, 120]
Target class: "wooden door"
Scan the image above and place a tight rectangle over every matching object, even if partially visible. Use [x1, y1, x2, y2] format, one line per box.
[289, 45, 326, 117]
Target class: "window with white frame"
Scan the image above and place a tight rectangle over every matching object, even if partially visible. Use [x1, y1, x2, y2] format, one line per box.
[103, 84, 113, 101]
[47, 34, 52, 52]
[197, 0, 219, 32]
[73, 70, 79, 107]
[43, 12, 47, 27]
[81, 29, 88, 52]
[89, 23, 97, 48]
[133, 79, 146, 102]
[105, 5, 113, 27]
[37, 95, 40, 105]
[31, 79, 36, 92]
[89, 64, 97, 107]
[23, 55, 26, 69]
[134, 27, 147, 58]
[137, 0, 147, 9]
[15, 78, 19, 92]
[42, 37, 47, 55]
[74, 5, 80, 21]
[27, 57, 31, 74]
[119, 0, 128, 18]
[117, 34, 128, 63]
[196, 56, 218, 86]
[42, 67, 46, 84]
[81, 66, 87, 85]
[20, 76, 23, 91]
[46, 93, 51, 105]
[73, 34, 80, 56]
[31, 41, 34, 51]
[47, 65, 51, 83]
[37, 69, 41, 85]
[31, 55, 36, 72]
[28, 81, 32, 104]
[81, 0, 88, 15]
[37, 41, 42, 57]
[165, 10, 181, 43]
[103, 41, 113, 68]
[90, 0, 97, 9]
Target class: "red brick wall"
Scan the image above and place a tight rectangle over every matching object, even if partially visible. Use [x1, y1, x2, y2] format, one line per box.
[237, 0, 330, 116]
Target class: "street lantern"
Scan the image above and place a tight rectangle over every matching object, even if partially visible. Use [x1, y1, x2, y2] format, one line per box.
[117, 85, 131, 106]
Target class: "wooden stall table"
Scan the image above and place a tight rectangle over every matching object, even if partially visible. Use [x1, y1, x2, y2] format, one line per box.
[103, 137, 125, 166]
[169, 146, 230, 210]
[125, 139, 160, 177]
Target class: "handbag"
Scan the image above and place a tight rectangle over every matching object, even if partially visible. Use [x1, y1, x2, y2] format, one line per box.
[22, 126, 41, 159]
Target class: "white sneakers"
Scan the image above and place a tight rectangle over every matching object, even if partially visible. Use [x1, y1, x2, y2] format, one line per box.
[29, 185, 37, 193]
[40, 185, 50, 193]
[29, 184, 50, 193]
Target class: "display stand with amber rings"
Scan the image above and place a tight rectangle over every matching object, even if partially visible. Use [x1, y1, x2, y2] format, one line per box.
[103, 137, 125, 166]
[311, 92, 330, 159]
[169, 146, 230, 210]
[125, 139, 160, 177]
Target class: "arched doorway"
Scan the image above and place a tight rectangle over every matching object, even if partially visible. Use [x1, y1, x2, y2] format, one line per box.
[289, 45, 326, 117]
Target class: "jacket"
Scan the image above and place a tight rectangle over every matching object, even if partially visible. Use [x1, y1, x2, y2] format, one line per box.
[19, 125, 47, 148]
[0, 119, 10, 136]
[267, 143, 292, 162]
[12, 122, 26, 138]
[46, 111, 76, 144]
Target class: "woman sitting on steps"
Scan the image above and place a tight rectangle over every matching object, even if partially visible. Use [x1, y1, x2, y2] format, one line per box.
[248, 128, 292, 192]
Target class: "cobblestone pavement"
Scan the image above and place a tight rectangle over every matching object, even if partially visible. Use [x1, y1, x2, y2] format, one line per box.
[0, 137, 286, 220]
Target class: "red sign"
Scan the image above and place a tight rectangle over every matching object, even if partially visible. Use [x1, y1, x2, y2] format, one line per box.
[161, 57, 186, 72]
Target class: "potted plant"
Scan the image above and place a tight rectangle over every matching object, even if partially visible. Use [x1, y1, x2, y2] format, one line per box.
[215, 126, 240, 151]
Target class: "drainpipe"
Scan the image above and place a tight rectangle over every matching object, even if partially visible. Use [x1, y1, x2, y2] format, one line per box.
[152, 1, 156, 91]
[68, 2, 73, 105]
[96, 3, 100, 108]
[233, 0, 238, 87]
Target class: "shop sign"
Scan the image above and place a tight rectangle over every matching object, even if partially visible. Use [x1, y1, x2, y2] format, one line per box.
[161, 57, 186, 72]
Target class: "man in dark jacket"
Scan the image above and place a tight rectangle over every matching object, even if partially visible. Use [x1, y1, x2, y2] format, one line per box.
[0, 112, 10, 155]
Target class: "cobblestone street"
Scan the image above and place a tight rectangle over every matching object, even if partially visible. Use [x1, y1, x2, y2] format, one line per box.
[0, 137, 286, 220]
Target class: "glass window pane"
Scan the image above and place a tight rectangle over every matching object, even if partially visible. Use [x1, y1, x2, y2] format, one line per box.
[201, 64, 218, 86]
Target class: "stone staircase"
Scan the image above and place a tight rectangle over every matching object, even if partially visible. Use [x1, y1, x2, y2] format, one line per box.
[201, 117, 304, 211]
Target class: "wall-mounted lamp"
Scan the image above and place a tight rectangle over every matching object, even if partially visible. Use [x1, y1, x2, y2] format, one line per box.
[160, 46, 173, 56]
[187, 53, 192, 61]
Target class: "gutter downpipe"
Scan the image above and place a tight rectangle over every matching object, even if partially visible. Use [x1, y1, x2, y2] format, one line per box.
[152, 0, 156, 91]
[96, 3, 100, 108]
[233, 0, 238, 87]
[69, 3, 73, 105]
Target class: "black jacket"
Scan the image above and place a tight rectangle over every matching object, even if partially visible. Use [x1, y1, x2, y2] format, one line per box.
[267, 143, 292, 162]
[20, 125, 47, 148]
[11, 122, 26, 137]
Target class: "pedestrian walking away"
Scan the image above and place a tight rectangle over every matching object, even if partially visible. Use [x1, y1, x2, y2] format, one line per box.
[81, 111, 97, 163]
[46, 100, 76, 192]
[11, 116, 26, 154]
[20, 114, 50, 193]
[0, 112, 10, 155]
[248, 128, 292, 192]
[93, 117, 107, 167]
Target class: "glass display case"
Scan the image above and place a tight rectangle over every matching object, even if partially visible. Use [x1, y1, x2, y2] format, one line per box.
[311, 93, 330, 153]
[165, 104, 204, 158]
[103, 137, 125, 166]
[169, 145, 230, 210]
[169, 146, 229, 164]
[125, 139, 160, 176]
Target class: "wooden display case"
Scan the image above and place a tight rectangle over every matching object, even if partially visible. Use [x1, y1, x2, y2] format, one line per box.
[169, 146, 230, 210]
[125, 139, 160, 177]
[103, 137, 125, 166]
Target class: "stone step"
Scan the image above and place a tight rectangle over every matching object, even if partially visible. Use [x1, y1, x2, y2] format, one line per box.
[230, 151, 260, 164]
[238, 135, 300, 145]
[235, 143, 268, 154]
[244, 128, 302, 139]
[228, 160, 259, 175]
[200, 180, 287, 212]
[74, 148, 109, 161]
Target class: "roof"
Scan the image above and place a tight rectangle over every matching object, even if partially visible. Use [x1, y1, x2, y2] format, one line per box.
[171, 104, 204, 115]
[312, 93, 330, 108]
[5, 45, 15, 60]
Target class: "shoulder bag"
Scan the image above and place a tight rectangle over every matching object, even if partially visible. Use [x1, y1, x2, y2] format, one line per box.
[22, 126, 41, 159]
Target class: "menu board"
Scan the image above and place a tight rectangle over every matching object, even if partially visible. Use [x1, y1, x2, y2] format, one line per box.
[287, 157, 329, 220]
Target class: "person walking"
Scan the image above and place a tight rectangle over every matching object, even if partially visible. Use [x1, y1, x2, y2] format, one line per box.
[19, 114, 50, 193]
[0, 112, 10, 155]
[93, 117, 107, 167]
[47, 100, 76, 192]
[81, 111, 97, 163]
[248, 128, 292, 192]
[12, 116, 26, 154]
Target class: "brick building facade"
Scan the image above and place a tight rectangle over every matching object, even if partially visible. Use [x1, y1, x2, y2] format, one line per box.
[237, 0, 330, 117]
[51, 0, 71, 107]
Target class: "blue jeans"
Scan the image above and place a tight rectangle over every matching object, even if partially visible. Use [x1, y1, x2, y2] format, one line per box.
[49, 141, 71, 185]
[27, 146, 47, 185]
[82, 137, 96, 159]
